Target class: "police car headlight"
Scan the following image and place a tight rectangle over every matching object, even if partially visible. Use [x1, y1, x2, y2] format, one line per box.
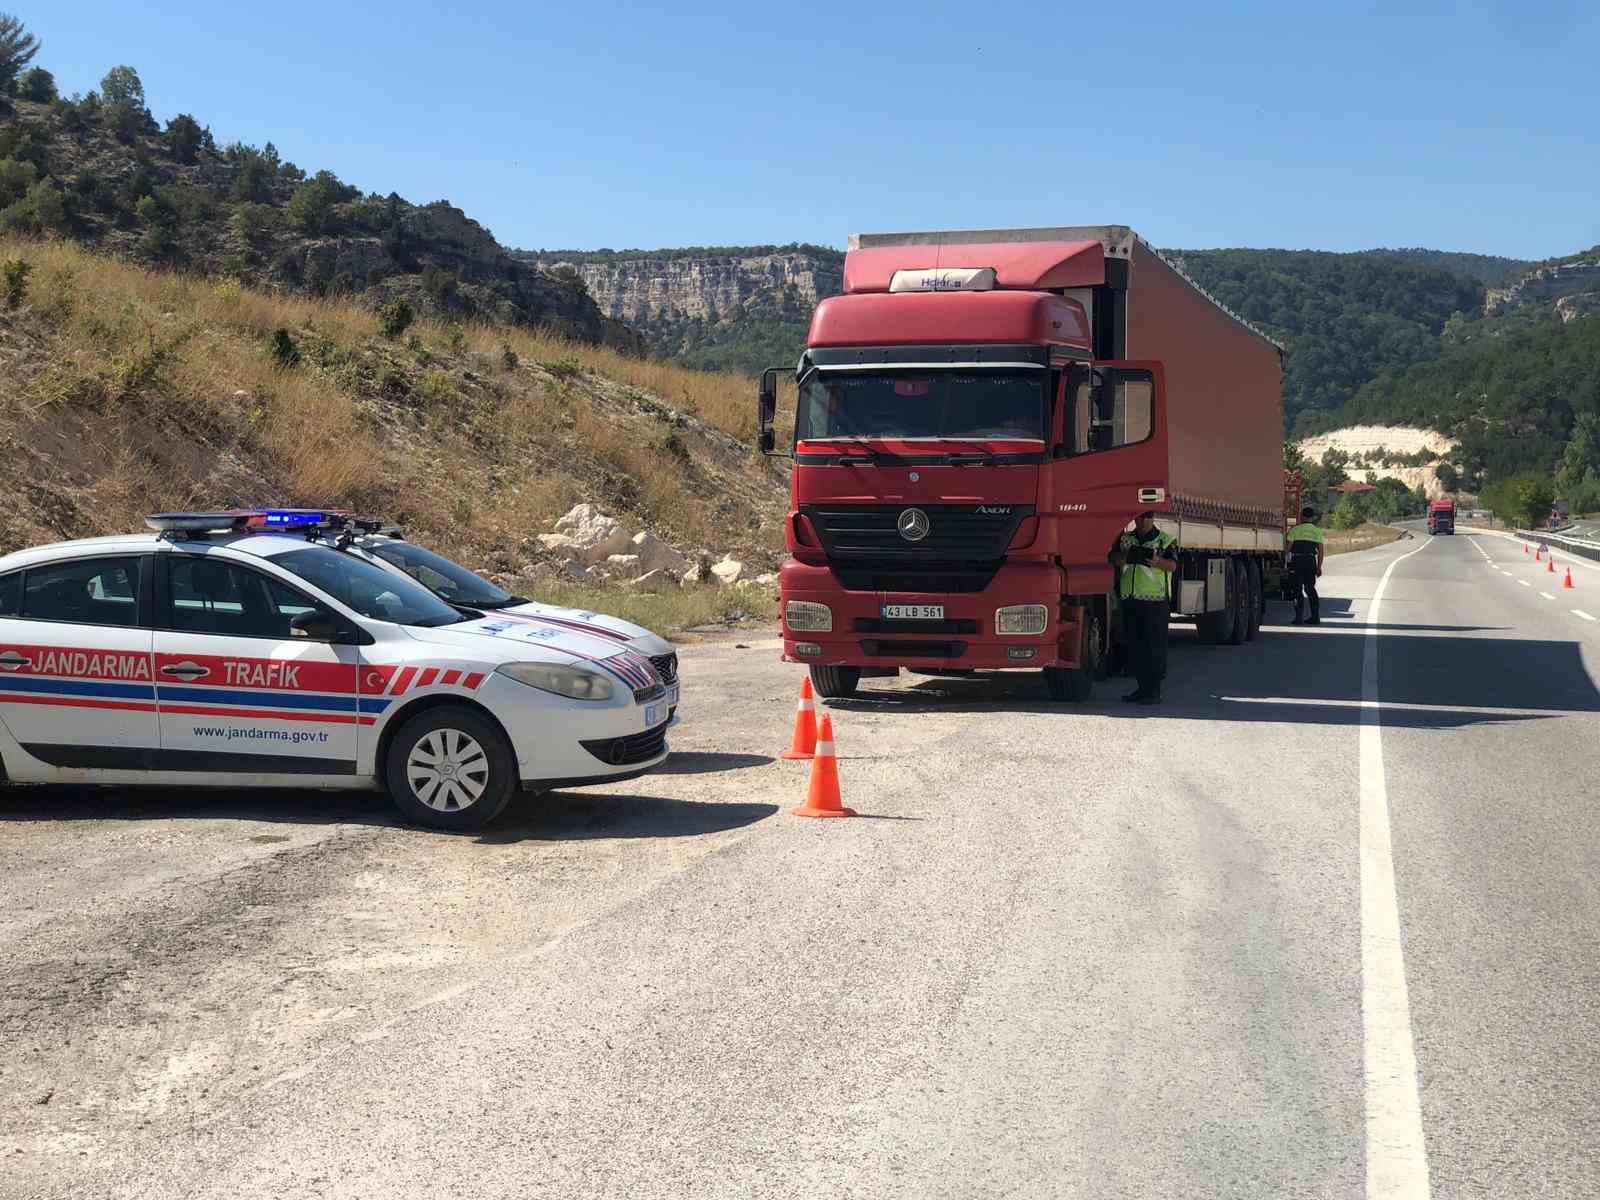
[995, 604, 1049, 635]
[496, 662, 614, 701]
[785, 600, 832, 632]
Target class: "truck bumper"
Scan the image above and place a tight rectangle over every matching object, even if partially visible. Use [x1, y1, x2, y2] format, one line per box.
[778, 560, 1082, 670]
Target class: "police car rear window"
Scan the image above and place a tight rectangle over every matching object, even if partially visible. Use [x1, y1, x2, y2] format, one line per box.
[272, 546, 465, 627]
[0, 570, 19, 616]
[19, 557, 142, 627]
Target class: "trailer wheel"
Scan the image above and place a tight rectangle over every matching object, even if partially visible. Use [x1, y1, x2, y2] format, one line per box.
[1244, 560, 1263, 641]
[1195, 559, 1234, 645]
[809, 665, 860, 700]
[1227, 560, 1249, 644]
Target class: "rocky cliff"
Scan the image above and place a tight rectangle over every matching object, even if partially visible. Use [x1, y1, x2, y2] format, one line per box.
[1486, 249, 1600, 319]
[515, 246, 844, 373]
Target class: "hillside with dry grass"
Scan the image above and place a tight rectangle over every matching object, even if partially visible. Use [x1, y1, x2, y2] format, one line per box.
[0, 237, 789, 624]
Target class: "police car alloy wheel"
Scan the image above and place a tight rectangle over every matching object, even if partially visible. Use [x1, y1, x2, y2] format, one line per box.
[385, 705, 516, 830]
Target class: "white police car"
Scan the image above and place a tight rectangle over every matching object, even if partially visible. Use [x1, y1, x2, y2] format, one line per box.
[338, 528, 682, 718]
[0, 511, 670, 830]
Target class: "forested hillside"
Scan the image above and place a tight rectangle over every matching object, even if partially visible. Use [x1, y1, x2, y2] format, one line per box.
[1361, 247, 1532, 286]
[1168, 249, 1485, 429]
[0, 75, 634, 347]
[1302, 308, 1600, 486]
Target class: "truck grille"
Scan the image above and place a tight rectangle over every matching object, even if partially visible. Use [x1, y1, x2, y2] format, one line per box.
[802, 504, 1032, 594]
[580, 722, 669, 766]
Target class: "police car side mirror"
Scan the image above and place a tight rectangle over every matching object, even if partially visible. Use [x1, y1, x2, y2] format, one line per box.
[290, 611, 341, 642]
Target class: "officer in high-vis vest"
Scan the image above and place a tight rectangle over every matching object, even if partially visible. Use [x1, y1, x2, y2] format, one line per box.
[1286, 506, 1325, 625]
[1113, 510, 1179, 705]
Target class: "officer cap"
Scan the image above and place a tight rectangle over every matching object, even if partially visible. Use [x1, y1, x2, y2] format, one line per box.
[1300, 506, 1317, 521]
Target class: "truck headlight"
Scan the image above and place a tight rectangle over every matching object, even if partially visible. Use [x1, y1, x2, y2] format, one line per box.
[496, 662, 614, 701]
[785, 600, 832, 632]
[995, 604, 1048, 635]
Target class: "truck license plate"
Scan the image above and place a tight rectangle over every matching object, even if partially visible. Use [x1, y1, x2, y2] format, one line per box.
[881, 604, 944, 620]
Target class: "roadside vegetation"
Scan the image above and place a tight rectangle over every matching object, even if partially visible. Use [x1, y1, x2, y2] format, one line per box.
[0, 236, 788, 630]
[1325, 523, 1404, 554]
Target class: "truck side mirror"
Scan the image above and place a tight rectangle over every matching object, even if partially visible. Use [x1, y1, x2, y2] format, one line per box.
[756, 367, 786, 458]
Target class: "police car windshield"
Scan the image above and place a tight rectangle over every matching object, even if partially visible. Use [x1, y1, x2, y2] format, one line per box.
[271, 546, 465, 627]
[367, 541, 513, 608]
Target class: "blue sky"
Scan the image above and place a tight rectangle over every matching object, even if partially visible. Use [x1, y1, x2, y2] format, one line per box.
[28, 0, 1599, 258]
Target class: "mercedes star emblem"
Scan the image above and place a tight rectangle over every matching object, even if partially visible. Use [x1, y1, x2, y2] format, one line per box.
[897, 508, 931, 542]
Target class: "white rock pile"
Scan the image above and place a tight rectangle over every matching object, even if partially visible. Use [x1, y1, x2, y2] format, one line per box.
[526, 504, 768, 590]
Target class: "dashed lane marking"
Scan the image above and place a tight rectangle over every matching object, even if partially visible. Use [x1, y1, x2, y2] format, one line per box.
[1540, 592, 1556, 600]
[1575, 610, 1596, 622]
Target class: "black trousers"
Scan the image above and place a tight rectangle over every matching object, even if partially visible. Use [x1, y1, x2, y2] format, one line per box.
[1289, 562, 1320, 618]
[1122, 598, 1170, 696]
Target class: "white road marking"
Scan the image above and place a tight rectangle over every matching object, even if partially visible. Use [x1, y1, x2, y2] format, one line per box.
[1361, 537, 1434, 1199]
[1574, 610, 1596, 622]
[1220, 696, 1537, 718]
[1519, 580, 1531, 587]
[1540, 592, 1556, 600]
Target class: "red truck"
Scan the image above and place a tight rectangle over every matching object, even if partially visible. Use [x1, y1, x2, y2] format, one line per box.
[756, 226, 1287, 700]
[1427, 498, 1455, 535]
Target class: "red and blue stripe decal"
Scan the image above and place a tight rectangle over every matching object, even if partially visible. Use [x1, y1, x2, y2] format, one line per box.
[0, 644, 491, 726]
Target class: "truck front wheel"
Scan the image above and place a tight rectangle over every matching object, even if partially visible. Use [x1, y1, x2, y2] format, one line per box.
[1043, 610, 1103, 702]
[809, 665, 860, 700]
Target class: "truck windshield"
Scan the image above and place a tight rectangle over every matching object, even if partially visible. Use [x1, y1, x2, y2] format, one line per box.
[796, 371, 1046, 443]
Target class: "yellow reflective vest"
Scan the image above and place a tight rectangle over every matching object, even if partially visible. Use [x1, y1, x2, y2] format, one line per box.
[1117, 529, 1177, 601]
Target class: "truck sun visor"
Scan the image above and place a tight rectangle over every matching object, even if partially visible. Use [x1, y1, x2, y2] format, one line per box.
[888, 267, 997, 294]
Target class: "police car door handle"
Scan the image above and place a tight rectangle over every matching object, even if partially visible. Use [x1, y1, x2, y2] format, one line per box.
[0, 651, 27, 671]
[161, 662, 209, 679]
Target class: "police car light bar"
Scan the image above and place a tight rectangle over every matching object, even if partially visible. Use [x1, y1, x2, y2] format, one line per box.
[145, 512, 248, 533]
[144, 509, 353, 535]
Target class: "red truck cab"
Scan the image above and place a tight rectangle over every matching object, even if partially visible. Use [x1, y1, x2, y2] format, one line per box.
[1427, 499, 1456, 535]
[757, 228, 1285, 702]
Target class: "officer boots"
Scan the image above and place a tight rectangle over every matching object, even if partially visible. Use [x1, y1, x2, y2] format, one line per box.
[1292, 603, 1305, 625]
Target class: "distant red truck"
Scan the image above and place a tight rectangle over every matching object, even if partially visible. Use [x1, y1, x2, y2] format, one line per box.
[1428, 499, 1456, 535]
[756, 226, 1290, 701]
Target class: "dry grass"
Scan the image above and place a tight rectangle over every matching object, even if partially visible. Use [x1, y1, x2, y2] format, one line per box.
[1325, 522, 1404, 554]
[0, 237, 789, 598]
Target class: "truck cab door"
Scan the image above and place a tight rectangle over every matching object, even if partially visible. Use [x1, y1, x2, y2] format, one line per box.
[1051, 361, 1169, 585]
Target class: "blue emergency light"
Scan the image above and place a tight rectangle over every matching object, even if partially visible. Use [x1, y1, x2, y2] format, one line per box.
[240, 509, 348, 530]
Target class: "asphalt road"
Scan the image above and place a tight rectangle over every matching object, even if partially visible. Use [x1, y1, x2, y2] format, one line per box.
[3, 530, 1598, 1199]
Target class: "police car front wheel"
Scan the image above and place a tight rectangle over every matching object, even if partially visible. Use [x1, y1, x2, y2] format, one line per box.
[385, 706, 516, 830]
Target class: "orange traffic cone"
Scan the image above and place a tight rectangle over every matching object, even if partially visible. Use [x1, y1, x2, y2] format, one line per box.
[779, 676, 819, 760]
[1547, 555, 1556, 573]
[792, 714, 855, 818]
[1564, 567, 1574, 589]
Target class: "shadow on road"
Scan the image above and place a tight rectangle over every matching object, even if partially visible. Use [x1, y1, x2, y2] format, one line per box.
[0, 785, 395, 827]
[479, 793, 776, 843]
[0, 782, 777, 843]
[824, 615, 1599, 730]
[652, 751, 775, 775]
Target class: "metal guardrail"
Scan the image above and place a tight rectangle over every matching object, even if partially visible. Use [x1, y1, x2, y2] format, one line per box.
[1513, 529, 1600, 564]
